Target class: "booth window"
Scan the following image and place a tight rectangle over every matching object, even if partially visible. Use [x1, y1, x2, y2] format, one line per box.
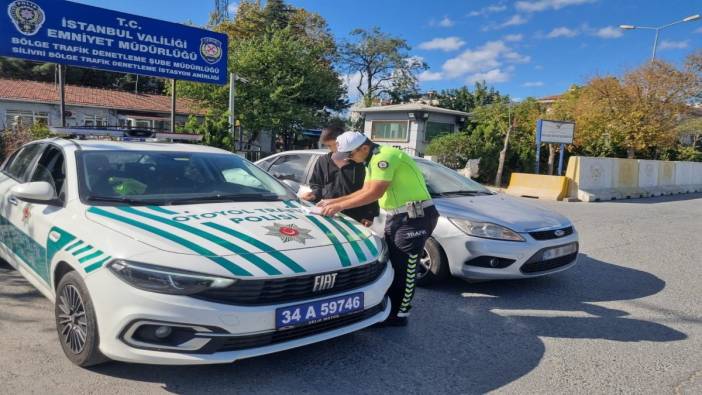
[424, 122, 454, 142]
[371, 121, 409, 142]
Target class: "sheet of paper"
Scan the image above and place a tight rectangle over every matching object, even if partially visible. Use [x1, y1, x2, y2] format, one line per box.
[302, 205, 324, 215]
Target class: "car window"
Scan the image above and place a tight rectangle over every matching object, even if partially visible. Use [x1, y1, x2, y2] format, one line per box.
[268, 154, 312, 183]
[31, 146, 66, 202]
[417, 160, 491, 195]
[256, 156, 278, 171]
[3, 144, 45, 182]
[76, 150, 294, 204]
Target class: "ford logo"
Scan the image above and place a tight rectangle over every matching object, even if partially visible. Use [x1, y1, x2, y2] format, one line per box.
[554, 229, 566, 237]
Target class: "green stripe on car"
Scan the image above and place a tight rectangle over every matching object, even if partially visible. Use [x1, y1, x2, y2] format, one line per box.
[88, 207, 253, 276]
[79, 250, 103, 264]
[321, 217, 367, 262]
[72, 245, 93, 256]
[65, 240, 84, 252]
[118, 207, 282, 276]
[337, 216, 378, 256]
[306, 215, 351, 267]
[146, 206, 179, 215]
[205, 222, 305, 273]
[84, 256, 112, 273]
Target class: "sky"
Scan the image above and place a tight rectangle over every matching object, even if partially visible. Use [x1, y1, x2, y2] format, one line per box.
[76, 0, 702, 101]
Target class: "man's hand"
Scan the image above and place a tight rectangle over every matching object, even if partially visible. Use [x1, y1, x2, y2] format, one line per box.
[300, 191, 316, 201]
[360, 219, 373, 227]
[321, 203, 343, 217]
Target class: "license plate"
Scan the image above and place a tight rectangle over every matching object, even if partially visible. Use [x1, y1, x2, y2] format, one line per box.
[275, 292, 364, 329]
[543, 243, 578, 260]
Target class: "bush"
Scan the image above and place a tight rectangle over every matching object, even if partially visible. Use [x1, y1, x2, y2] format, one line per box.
[0, 123, 50, 161]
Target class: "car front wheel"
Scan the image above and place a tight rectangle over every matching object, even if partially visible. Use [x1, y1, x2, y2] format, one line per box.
[55, 271, 108, 367]
[416, 237, 450, 286]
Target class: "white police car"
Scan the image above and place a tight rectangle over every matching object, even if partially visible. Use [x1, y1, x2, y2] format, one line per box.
[0, 129, 391, 366]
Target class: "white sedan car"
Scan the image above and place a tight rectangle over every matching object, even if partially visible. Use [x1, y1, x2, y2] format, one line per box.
[0, 132, 391, 366]
[257, 150, 579, 285]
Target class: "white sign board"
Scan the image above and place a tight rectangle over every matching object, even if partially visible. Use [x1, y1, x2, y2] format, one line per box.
[539, 120, 575, 144]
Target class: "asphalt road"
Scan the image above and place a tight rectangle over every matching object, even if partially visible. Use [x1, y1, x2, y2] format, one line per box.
[1, 194, 701, 394]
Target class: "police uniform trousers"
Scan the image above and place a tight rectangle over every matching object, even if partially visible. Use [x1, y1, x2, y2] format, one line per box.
[384, 205, 439, 318]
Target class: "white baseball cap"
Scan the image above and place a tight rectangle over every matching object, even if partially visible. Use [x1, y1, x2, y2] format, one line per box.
[331, 132, 368, 161]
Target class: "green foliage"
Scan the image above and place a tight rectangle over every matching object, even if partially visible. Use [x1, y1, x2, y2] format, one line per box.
[178, 1, 345, 149]
[675, 146, 702, 162]
[180, 114, 233, 150]
[427, 99, 544, 184]
[340, 27, 426, 106]
[436, 82, 506, 114]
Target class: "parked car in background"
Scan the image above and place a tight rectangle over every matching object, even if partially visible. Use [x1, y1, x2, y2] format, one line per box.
[257, 150, 580, 285]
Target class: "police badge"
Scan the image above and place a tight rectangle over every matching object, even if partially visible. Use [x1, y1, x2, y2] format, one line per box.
[200, 37, 223, 64]
[7, 0, 45, 36]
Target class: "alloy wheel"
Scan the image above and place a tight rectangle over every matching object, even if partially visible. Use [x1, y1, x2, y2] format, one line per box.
[57, 284, 88, 354]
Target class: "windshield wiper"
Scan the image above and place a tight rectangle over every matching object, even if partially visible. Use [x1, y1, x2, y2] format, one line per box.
[169, 193, 281, 205]
[433, 190, 493, 197]
[85, 195, 164, 205]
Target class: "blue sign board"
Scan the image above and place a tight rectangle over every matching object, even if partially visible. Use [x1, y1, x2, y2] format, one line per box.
[0, 0, 228, 84]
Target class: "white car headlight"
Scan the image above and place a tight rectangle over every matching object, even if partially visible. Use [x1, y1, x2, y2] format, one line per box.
[448, 218, 525, 242]
[376, 237, 390, 263]
[107, 260, 237, 295]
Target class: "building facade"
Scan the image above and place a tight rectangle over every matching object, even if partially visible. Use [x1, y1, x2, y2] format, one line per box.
[354, 103, 470, 156]
[0, 79, 205, 131]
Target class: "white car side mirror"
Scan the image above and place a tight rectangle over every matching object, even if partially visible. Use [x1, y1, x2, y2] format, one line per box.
[10, 181, 57, 204]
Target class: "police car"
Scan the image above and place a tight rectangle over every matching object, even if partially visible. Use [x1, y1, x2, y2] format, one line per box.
[0, 129, 391, 366]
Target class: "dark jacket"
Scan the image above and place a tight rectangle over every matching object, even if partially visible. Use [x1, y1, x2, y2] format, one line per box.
[309, 153, 379, 222]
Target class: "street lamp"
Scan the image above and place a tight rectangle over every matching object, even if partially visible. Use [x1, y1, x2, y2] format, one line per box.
[619, 14, 700, 61]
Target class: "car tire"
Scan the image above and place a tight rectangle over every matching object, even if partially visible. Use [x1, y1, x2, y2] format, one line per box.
[416, 237, 450, 287]
[55, 271, 109, 367]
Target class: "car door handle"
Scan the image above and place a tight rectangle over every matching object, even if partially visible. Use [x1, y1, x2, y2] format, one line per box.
[7, 196, 18, 206]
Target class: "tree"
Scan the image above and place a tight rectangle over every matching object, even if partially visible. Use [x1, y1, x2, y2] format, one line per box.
[427, 98, 543, 184]
[571, 60, 698, 159]
[177, 0, 345, 151]
[339, 27, 426, 106]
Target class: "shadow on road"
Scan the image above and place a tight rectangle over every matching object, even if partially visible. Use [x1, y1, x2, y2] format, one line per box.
[87, 254, 685, 394]
[0, 259, 45, 324]
[597, 192, 702, 205]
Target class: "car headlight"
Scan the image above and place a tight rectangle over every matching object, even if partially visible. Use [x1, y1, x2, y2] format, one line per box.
[448, 218, 525, 242]
[107, 260, 237, 295]
[376, 237, 390, 263]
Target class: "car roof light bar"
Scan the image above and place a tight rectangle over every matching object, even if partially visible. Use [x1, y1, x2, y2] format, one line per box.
[48, 126, 203, 142]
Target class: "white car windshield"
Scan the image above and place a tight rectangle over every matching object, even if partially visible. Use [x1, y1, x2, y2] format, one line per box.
[77, 150, 294, 205]
[417, 160, 493, 196]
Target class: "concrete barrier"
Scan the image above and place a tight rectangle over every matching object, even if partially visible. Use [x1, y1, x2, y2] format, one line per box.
[506, 173, 568, 200]
[613, 159, 641, 199]
[638, 160, 659, 197]
[565, 156, 702, 201]
[565, 157, 619, 201]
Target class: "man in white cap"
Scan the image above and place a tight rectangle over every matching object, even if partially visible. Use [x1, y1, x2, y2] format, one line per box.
[318, 132, 439, 326]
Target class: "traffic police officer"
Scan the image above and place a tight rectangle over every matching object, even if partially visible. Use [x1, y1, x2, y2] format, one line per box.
[319, 132, 439, 326]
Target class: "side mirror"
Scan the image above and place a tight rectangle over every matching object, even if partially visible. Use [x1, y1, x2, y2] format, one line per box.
[10, 182, 58, 204]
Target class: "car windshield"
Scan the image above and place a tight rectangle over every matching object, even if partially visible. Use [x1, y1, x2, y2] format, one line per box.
[76, 150, 295, 205]
[417, 160, 492, 196]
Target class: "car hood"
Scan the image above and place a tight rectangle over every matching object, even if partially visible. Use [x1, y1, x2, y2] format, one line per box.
[433, 194, 571, 232]
[85, 200, 378, 275]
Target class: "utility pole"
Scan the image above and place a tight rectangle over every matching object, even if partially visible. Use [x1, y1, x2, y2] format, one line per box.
[58, 64, 66, 127]
[229, 72, 236, 151]
[495, 101, 513, 187]
[620, 14, 700, 61]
